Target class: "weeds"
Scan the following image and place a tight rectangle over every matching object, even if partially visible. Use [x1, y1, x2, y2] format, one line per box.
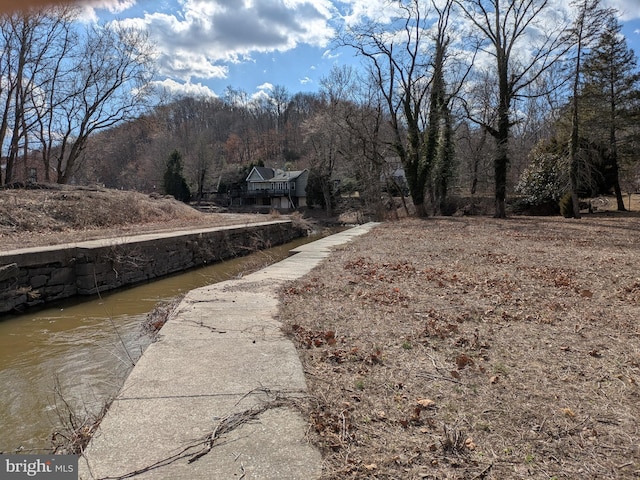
[142, 296, 183, 340]
[50, 377, 112, 455]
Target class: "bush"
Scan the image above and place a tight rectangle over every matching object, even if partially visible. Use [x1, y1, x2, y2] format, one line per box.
[515, 147, 569, 211]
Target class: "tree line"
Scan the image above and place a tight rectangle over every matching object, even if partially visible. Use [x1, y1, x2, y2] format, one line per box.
[1, 0, 639, 219]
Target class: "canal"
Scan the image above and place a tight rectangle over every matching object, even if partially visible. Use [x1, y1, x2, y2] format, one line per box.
[0, 234, 317, 454]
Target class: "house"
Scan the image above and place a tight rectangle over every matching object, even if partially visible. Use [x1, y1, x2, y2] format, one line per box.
[244, 166, 309, 210]
[1, 150, 57, 184]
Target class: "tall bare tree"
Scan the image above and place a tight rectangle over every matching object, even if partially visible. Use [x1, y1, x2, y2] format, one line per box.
[338, 0, 435, 216]
[456, 0, 571, 217]
[48, 23, 155, 183]
[0, 6, 74, 183]
[0, 8, 154, 185]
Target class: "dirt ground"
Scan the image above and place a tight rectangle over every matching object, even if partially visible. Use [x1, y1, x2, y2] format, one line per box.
[0, 185, 270, 251]
[279, 214, 640, 479]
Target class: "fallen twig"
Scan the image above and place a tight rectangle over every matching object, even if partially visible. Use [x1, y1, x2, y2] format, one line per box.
[471, 463, 493, 480]
[96, 391, 289, 480]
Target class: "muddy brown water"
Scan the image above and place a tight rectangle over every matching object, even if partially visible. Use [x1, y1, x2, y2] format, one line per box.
[0, 235, 317, 454]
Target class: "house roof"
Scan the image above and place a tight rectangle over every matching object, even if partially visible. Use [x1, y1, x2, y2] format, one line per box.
[247, 167, 307, 183]
[251, 167, 275, 180]
[271, 170, 306, 182]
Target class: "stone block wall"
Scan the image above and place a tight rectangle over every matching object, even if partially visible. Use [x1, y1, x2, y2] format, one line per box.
[0, 221, 305, 315]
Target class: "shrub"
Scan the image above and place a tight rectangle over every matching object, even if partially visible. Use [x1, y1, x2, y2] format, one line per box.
[515, 147, 569, 210]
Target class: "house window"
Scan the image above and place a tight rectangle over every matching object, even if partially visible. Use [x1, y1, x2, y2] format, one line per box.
[28, 168, 37, 183]
[290, 182, 295, 191]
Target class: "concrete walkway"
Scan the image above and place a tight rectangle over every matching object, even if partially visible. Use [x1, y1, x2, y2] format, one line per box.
[79, 223, 378, 480]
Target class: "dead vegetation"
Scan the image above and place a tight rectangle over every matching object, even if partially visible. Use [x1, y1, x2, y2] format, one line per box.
[50, 376, 114, 455]
[0, 184, 268, 251]
[279, 215, 640, 479]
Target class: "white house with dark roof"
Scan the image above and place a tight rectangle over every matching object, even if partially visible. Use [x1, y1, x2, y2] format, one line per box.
[245, 166, 309, 210]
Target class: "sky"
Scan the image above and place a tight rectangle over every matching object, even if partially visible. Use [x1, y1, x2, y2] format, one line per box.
[75, 0, 640, 100]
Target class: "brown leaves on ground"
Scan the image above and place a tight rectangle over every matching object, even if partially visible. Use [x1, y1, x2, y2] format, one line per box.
[279, 216, 640, 479]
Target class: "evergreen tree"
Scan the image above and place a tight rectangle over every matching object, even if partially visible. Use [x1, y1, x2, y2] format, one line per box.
[163, 150, 191, 202]
[582, 14, 640, 210]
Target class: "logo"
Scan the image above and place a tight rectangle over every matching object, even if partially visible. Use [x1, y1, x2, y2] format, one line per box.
[1, 455, 77, 479]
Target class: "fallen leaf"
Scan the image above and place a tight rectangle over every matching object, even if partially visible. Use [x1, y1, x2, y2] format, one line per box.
[562, 408, 576, 418]
[456, 354, 474, 370]
[490, 375, 499, 384]
[364, 464, 377, 471]
[416, 398, 436, 409]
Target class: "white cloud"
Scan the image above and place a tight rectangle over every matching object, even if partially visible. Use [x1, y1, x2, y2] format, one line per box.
[299, 76, 313, 84]
[76, 0, 137, 22]
[322, 49, 340, 59]
[88, 0, 136, 13]
[604, 0, 640, 21]
[257, 82, 275, 92]
[337, 0, 400, 26]
[153, 78, 218, 98]
[113, 0, 336, 83]
[250, 89, 271, 102]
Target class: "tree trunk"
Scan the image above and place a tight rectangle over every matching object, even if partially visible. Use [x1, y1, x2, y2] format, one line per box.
[609, 99, 626, 211]
[322, 181, 333, 217]
[611, 160, 626, 211]
[494, 153, 507, 218]
[493, 100, 510, 219]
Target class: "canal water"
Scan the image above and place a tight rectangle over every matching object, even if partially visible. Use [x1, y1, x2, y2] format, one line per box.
[0, 235, 316, 454]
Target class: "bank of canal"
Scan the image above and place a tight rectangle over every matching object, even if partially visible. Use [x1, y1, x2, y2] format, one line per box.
[0, 234, 320, 454]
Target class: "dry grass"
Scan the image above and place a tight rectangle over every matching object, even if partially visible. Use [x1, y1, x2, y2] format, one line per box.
[279, 214, 640, 479]
[0, 185, 268, 251]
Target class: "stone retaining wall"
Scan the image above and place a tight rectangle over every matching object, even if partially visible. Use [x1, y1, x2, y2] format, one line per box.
[0, 221, 304, 315]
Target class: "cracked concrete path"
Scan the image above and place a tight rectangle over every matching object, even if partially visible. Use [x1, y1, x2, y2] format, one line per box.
[79, 223, 378, 480]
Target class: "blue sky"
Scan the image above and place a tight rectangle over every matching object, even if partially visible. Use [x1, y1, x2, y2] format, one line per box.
[78, 0, 640, 100]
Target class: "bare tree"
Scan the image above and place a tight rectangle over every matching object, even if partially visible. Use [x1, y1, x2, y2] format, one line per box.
[0, 9, 154, 185]
[338, 0, 435, 216]
[319, 64, 396, 220]
[47, 23, 155, 183]
[456, 0, 571, 217]
[0, 6, 74, 184]
[304, 108, 339, 216]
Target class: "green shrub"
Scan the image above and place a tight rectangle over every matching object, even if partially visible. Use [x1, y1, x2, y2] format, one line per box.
[515, 148, 569, 210]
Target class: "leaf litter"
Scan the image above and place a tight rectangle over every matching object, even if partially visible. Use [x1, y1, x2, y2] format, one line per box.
[280, 215, 640, 479]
